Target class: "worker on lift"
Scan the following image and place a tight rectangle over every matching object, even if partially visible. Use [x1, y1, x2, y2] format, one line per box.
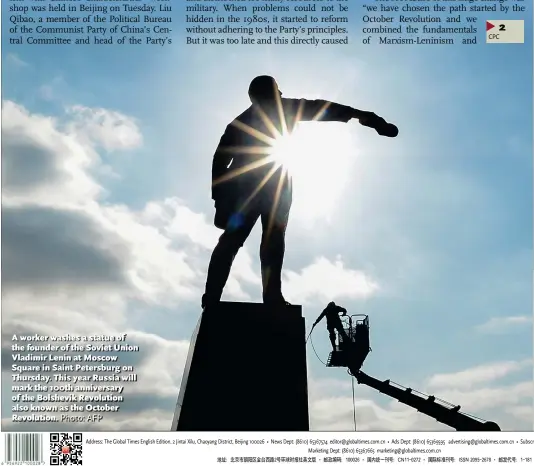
[312, 302, 350, 351]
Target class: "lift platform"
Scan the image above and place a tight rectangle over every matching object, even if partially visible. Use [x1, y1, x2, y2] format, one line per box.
[320, 313, 501, 431]
[326, 314, 371, 372]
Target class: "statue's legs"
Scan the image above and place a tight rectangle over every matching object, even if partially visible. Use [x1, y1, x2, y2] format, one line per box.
[203, 186, 291, 308]
[259, 205, 289, 305]
[203, 211, 259, 308]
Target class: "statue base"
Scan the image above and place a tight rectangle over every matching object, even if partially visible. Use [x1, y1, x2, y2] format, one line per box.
[171, 301, 309, 431]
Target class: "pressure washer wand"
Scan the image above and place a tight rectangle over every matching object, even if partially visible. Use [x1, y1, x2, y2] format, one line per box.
[305, 323, 317, 343]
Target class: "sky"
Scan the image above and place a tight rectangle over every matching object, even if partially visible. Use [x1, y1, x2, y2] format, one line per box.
[1, 2, 533, 432]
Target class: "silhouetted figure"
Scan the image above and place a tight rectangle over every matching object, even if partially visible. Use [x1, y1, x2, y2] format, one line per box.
[202, 76, 398, 309]
[313, 302, 349, 351]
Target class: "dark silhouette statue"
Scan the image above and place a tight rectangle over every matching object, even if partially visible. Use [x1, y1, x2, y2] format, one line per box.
[313, 301, 349, 351]
[202, 75, 398, 309]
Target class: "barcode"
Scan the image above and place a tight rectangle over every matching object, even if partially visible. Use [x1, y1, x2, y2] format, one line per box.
[4, 433, 43, 463]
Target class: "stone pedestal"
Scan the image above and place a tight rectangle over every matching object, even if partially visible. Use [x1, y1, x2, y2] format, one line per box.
[171, 302, 309, 431]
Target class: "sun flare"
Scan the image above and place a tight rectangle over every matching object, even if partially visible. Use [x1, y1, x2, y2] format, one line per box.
[269, 123, 354, 220]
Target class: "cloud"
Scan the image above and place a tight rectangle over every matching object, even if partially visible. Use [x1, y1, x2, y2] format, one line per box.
[430, 381, 533, 415]
[1, 100, 210, 306]
[39, 85, 54, 101]
[505, 405, 534, 426]
[2, 100, 378, 431]
[1, 100, 101, 205]
[2, 205, 130, 291]
[1, 289, 190, 432]
[476, 316, 533, 334]
[3, 99, 530, 434]
[1, 100, 224, 431]
[36, 76, 69, 102]
[65, 105, 143, 152]
[427, 359, 532, 390]
[6, 53, 29, 68]
[421, 360, 533, 428]
[144, 198, 220, 251]
[284, 256, 379, 304]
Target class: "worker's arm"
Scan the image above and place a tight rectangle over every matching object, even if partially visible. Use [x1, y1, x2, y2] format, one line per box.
[337, 306, 348, 315]
[313, 309, 327, 326]
[284, 98, 398, 137]
[211, 128, 234, 201]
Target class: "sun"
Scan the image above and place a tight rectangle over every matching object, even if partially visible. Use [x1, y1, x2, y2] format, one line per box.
[269, 123, 355, 220]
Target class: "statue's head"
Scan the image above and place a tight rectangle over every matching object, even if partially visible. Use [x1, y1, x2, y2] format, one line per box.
[248, 75, 282, 104]
[327, 301, 336, 309]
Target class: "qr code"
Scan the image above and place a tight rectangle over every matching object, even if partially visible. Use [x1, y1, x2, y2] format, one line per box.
[50, 433, 83, 465]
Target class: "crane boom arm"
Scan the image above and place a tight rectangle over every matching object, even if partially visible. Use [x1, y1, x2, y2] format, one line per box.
[352, 370, 501, 432]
